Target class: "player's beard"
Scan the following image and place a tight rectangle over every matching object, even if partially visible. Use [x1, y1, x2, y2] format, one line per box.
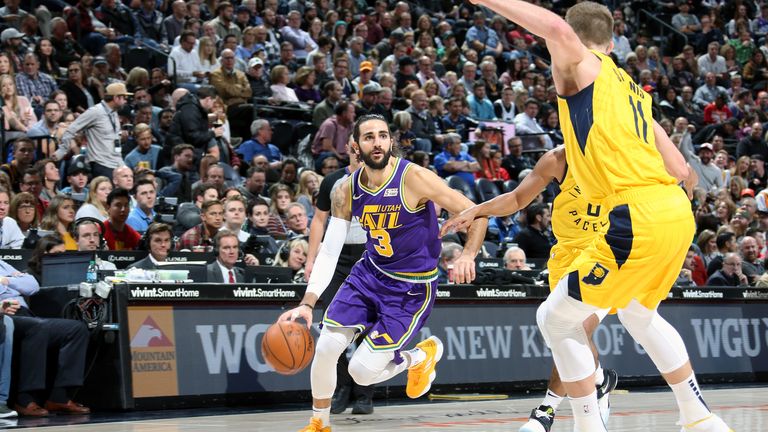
[361, 147, 391, 170]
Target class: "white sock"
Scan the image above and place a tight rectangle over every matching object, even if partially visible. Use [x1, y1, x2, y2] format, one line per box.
[312, 406, 330, 426]
[594, 364, 605, 387]
[569, 391, 607, 432]
[541, 389, 564, 411]
[402, 348, 426, 368]
[669, 373, 711, 425]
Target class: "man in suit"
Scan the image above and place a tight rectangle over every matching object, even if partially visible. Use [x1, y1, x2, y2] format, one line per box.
[0, 260, 90, 417]
[129, 223, 174, 270]
[206, 230, 245, 283]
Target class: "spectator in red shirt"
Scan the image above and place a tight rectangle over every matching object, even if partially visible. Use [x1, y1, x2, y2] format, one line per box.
[103, 188, 141, 250]
[703, 92, 733, 124]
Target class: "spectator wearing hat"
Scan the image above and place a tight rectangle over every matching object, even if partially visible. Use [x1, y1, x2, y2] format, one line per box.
[60, 159, 90, 196]
[1, 27, 26, 65]
[363, 7, 383, 45]
[464, 11, 503, 60]
[395, 56, 419, 96]
[234, 5, 253, 30]
[352, 60, 376, 98]
[748, 153, 768, 192]
[355, 82, 387, 118]
[246, 56, 271, 98]
[737, 122, 768, 159]
[280, 10, 316, 61]
[55, 82, 131, 179]
[687, 143, 724, 192]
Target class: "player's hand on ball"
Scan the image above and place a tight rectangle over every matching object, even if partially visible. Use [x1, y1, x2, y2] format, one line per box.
[452, 254, 477, 284]
[279, 305, 313, 329]
[440, 207, 478, 237]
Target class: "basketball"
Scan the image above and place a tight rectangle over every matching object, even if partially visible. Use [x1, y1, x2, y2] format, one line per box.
[261, 320, 315, 375]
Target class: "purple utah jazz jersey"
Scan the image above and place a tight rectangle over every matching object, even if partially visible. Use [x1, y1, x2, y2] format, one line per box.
[351, 157, 441, 282]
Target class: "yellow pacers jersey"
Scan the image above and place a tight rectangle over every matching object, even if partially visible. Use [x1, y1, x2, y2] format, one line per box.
[557, 50, 677, 202]
[548, 167, 607, 287]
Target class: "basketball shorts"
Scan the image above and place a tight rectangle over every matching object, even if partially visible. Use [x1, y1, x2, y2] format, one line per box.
[323, 257, 437, 364]
[564, 185, 694, 310]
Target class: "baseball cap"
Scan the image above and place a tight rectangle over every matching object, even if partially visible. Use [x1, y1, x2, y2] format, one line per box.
[362, 82, 382, 95]
[105, 83, 133, 97]
[359, 61, 373, 72]
[398, 56, 416, 68]
[1, 28, 23, 44]
[235, 5, 251, 14]
[699, 143, 714, 152]
[751, 153, 766, 162]
[248, 57, 264, 68]
[93, 56, 108, 66]
[67, 158, 90, 176]
[441, 31, 455, 42]
[740, 189, 755, 199]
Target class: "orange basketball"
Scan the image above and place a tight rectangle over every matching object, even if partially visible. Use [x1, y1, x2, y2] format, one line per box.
[261, 320, 315, 375]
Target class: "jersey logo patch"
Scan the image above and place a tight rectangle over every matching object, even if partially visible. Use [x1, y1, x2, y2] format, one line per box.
[582, 263, 609, 286]
[383, 188, 398, 197]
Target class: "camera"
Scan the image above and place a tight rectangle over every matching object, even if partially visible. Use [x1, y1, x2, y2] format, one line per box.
[154, 196, 178, 224]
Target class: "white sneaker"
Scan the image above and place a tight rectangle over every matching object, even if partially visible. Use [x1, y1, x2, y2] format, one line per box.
[679, 414, 733, 432]
[596, 369, 618, 425]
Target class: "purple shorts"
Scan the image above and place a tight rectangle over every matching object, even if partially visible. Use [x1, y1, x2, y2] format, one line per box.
[323, 257, 437, 364]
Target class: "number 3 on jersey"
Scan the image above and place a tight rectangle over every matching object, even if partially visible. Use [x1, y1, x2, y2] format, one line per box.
[370, 229, 393, 257]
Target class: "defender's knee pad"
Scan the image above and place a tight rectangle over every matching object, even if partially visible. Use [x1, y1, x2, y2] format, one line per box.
[617, 300, 689, 374]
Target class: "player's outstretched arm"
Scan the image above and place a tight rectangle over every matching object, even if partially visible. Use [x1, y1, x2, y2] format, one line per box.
[279, 178, 352, 328]
[405, 166, 488, 284]
[653, 120, 690, 182]
[440, 147, 565, 236]
[471, 0, 589, 74]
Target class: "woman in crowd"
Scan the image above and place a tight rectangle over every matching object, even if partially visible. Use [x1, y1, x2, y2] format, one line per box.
[732, 155, 751, 179]
[35, 38, 61, 79]
[266, 183, 295, 236]
[270, 65, 299, 103]
[50, 89, 68, 111]
[26, 234, 67, 283]
[293, 66, 322, 104]
[198, 36, 219, 75]
[0, 52, 14, 78]
[279, 158, 300, 191]
[728, 175, 748, 202]
[10, 192, 39, 236]
[35, 159, 60, 202]
[308, 17, 324, 43]
[60, 61, 101, 114]
[274, 237, 308, 283]
[696, 229, 720, 267]
[714, 199, 737, 227]
[75, 176, 112, 221]
[1, 74, 35, 134]
[742, 50, 768, 89]
[125, 67, 150, 92]
[295, 170, 321, 223]
[40, 195, 77, 250]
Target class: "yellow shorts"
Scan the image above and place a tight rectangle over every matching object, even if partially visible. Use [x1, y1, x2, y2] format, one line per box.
[564, 185, 694, 310]
[547, 244, 581, 289]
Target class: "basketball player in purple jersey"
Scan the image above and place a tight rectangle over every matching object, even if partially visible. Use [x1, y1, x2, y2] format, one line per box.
[281, 114, 488, 432]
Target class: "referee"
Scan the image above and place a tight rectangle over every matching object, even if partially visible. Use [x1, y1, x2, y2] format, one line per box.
[304, 148, 373, 414]
[54, 83, 132, 179]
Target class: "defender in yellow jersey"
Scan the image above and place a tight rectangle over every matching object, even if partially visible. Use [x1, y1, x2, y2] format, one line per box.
[468, 1, 733, 431]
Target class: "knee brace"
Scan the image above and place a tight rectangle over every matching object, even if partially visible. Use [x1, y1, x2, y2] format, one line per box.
[311, 326, 355, 399]
[617, 300, 689, 374]
[536, 277, 604, 382]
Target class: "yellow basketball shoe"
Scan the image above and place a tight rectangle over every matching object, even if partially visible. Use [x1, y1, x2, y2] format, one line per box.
[406, 336, 444, 399]
[298, 418, 331, 432]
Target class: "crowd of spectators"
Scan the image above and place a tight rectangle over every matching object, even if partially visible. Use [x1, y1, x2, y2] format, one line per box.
[0, 0, 768, 416]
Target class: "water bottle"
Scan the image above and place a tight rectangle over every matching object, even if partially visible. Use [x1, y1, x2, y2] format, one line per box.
[86, 259, 98, 283]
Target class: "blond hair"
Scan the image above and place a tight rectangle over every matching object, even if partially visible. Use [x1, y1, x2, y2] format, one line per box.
[565, 1, 613, 48]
